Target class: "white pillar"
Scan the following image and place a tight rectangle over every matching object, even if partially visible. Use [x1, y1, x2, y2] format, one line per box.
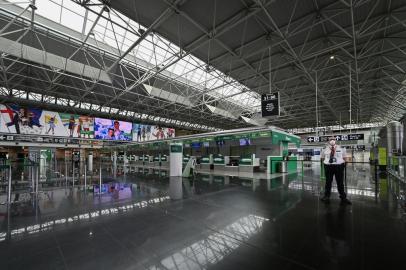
[169, 143, 183, 177]
[113, 151, 117, 179]
[113, 151, 117, 166]
[123, 151, 128, 165]
[88, 152, 93, 172]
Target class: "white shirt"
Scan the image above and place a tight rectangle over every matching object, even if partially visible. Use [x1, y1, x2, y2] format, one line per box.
[321, 145, 347, 165]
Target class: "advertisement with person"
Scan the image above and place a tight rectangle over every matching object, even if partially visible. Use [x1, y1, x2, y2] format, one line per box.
[78, 115, 94, 138]
[132, 123, 175, 141]
[0, 104, 67, 136]
[60, 113, 95, 138]
[40, 110, 66, 136]
[0, 104, 17, 133]
[132, 123, 153, 142]
[2, 105, 44, 134]
[151, 125, 175, 140]
[94, 118, 132, 141]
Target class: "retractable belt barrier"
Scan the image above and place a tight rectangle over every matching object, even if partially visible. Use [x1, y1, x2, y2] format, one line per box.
[269, 159, 376, 191]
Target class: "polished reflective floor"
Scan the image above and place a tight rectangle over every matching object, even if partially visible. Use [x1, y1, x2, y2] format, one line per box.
[0, 164, 405, 269]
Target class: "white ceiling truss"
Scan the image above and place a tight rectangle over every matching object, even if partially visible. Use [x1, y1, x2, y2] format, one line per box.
[0, 0, 405, 131]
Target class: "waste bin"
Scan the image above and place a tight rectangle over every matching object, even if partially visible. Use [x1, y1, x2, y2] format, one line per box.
[278, 161, 287, 173]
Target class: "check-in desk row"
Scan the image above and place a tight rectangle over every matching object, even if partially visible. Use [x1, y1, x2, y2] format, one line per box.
[200, 154, 260, 173]
[127, 155, 169, 167]
[127, 166, 169, 176]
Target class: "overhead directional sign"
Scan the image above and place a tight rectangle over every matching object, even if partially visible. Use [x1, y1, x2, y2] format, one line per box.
[348, 133, 364, 140]
[261, 92, 280, 117]
[307, 133, 364, 143]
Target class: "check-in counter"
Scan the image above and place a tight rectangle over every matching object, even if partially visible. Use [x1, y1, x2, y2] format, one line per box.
[132, 155, 139, 164]
[213, 154, 225, 171]
[135, 156, 144, 166]
[224, 156, 239, 173]
[161, 155, 169, 167]
[267, 156, 283, 174]
[146, 155, 154, 167]
[267, 156, 297, 174]
[200, 154, 213, 170]
[140, 155, 151, 167]
[239, 154, 260, 173]
[153, 155, 160, 167]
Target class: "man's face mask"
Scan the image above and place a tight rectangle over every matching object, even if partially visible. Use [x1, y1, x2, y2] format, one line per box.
[329, 139, 336, 146]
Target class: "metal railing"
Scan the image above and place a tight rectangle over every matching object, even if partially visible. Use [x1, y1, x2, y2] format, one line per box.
[387, 156, 406, 182]
[268, 158, 377, 194]
[0, 157, 112, 204]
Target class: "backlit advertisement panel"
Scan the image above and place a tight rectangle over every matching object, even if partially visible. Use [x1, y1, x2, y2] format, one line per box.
[132, 123, 175, 142]
[94, 118, 132, 141]
[59, 113, 94, 138]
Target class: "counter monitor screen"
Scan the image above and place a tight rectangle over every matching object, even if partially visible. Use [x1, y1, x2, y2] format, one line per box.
[191, 142, 201, 149]
[216, 140, 225, 146]
[239, 138, 251, 146]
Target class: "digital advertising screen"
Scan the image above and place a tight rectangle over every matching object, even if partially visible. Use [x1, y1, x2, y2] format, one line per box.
[0, 103, 96, 138]
[94, 118, 132, 141]
[132, 123, 175, 141]
[59, 113, 94, 138]
[1, 104, 65, 136]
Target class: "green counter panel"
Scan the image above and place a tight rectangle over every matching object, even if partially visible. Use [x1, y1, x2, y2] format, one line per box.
[287, 156, 297, 172]
[268, 156, 283, 173]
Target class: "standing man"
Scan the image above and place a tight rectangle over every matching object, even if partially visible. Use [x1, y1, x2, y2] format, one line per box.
[320, 136, 352, 205]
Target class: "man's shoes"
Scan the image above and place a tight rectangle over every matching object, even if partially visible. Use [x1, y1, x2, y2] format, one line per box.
[320, 196, 330, 203]
[340, 198, 352, 205]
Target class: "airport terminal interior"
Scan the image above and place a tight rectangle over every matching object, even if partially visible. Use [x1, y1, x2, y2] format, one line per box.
[0, 0, 406, 269]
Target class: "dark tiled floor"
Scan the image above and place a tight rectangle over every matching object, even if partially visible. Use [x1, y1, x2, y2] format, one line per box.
[0, 164, 405, 269]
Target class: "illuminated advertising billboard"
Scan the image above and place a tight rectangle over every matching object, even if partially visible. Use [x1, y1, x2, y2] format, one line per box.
[94, 118, 132, 141]
[59, 113, 94, 138]
[132, 123, 175, 142]
[0, 104, 95, 138]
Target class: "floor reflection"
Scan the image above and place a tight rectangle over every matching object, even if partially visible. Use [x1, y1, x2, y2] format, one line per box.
[0, 163, 405, 269]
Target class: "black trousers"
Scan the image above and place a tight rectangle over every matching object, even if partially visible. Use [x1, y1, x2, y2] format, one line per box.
[324, 164, 346, 199]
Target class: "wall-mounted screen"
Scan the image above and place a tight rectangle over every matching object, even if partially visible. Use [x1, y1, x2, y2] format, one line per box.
[216, 140, 225, 146]
[239, 138, 251, 146]
[203, 142, 210, 147]
[191, 142, 201, 149]
[94, 118, 132, 141]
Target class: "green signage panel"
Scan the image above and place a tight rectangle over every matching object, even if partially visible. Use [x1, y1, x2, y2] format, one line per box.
[170, 144, 183, 153]
[272, 131, 300, 147]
